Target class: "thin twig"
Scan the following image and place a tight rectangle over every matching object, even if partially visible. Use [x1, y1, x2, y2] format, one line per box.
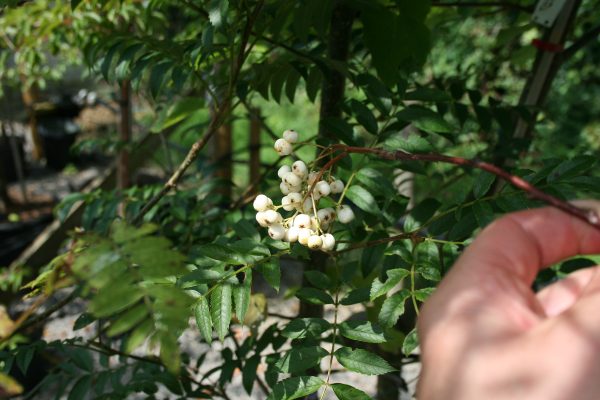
[132, 2, 264, 225]
[430, 1, 533, 12]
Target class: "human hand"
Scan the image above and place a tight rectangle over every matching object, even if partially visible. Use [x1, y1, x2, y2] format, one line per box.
[417, 202, 600, 400]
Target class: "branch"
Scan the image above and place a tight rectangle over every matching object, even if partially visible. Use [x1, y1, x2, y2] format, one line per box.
[331, 145, 600, 231]
[430, 1, 533, 12]
[132, 2, 264, 225]
[561, 24, 600, 62]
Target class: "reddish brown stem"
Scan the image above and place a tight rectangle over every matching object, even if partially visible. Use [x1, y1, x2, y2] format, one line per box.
[303, 151, 347, 203]
[332, 145, 600, 231]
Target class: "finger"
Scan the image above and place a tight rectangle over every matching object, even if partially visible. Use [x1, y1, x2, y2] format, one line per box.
[420, 202, 600, 333]
[536, 267, 600, 317]
[456, 203, 600, 288]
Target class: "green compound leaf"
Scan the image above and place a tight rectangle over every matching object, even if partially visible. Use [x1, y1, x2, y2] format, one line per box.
[267, 376, 325, 400]
[402, 328, 419, 357]
[339, 320, 386, 344]
[210, 284, 232, 342]
[234, 270, 252, 324]
[370, 268, 410, 301]
[257, 259, 281, 292]
[378, 289, 411, 328]
[295, 287, 334, 305]
[194, 296, 213, 344]
[334, 347, 396, 376]
[274, 346, 328, 374]
[331, 383, 373, 400]
[345, 185, 380, 214]
[282, 318, 331, 339]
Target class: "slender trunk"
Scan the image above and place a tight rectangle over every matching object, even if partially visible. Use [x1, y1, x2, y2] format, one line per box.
[212, 114, 233, 202]
[299, 3, 355, 321]
[249, 107, 261, 195]
[21, 83, 44, 161]
[117, 81, 132, 217]
[0, 126, 12, 210]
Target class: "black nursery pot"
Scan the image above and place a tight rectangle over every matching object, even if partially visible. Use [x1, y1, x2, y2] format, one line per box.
[38, 118, 80, 170]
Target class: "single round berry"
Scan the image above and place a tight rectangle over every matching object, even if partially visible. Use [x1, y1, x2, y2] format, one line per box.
[268, 224, 286, 240]
[293, 214, 311, 229]
[330, 180, 344, 194]
[274, 138, 293, 156]
[280, 182, 291, 195]
[284, 172, 302, 187]
[315, 181, 331, 197]
[307, 235, 323, 250]
[337, 205, 355, 224]
[287, 192, 303, 207]
[253, 194, 272, 212]
[321, 233, 336, 251]
[317, 208, 333, 224]
[285, 226, 300, 242]
[256, 211, 269, 227]
[283, 129, 299, 143]
[264, 210, 282, 225]
[298, 228, 312, 245]
[292, 160, 308, 177]
[277, 165, 291, 179]
[281, 195, 295, 211]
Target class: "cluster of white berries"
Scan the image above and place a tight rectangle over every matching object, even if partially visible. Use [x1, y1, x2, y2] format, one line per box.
[253, 130, 356, 251]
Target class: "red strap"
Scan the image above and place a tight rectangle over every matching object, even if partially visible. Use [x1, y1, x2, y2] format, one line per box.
[531, 39, 564, 53]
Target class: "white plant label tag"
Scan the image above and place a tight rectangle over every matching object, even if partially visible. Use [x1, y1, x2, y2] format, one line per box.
[532, 0, 568, 27]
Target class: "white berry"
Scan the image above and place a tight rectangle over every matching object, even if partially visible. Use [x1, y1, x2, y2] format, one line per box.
[268, 224, 286, 240]
[253, 194, 272, 212]
[264, 210, 282, 225]
[307, 171, 319, 185]
[293, 214, 311, 229]
[283, 172, 302, 187]
[330, 180, 344, 194]
[298, 228, 312, 245]
[287, 192, 303, 208]
[315, 181, 331, 197]
[307, 235, 323, 250]
[292, 160, 308, 177]
[283, 129, 299, 143]
[278, 165, 291, 179]
[285, 226, 300, 242]
[337, 205, 355, 224]
[274, 138, 293, 156]
[321, 233, 336, 251]
[317, 208, 333, 224]
[280, 182, 292, 195]
[256, 211, 269, 227]
[281, 196, 295, 211]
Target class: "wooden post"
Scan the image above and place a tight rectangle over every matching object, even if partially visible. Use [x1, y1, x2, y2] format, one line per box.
[513, 0, 581, 141]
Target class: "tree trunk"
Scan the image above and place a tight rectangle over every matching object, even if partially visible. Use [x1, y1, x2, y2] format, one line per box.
[20, 83, 44, 161]
[299, 3, 355, 321]
[117, 81, 132, 217]
[212, 115, 233, 202]
[249, 107, 261, 195]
